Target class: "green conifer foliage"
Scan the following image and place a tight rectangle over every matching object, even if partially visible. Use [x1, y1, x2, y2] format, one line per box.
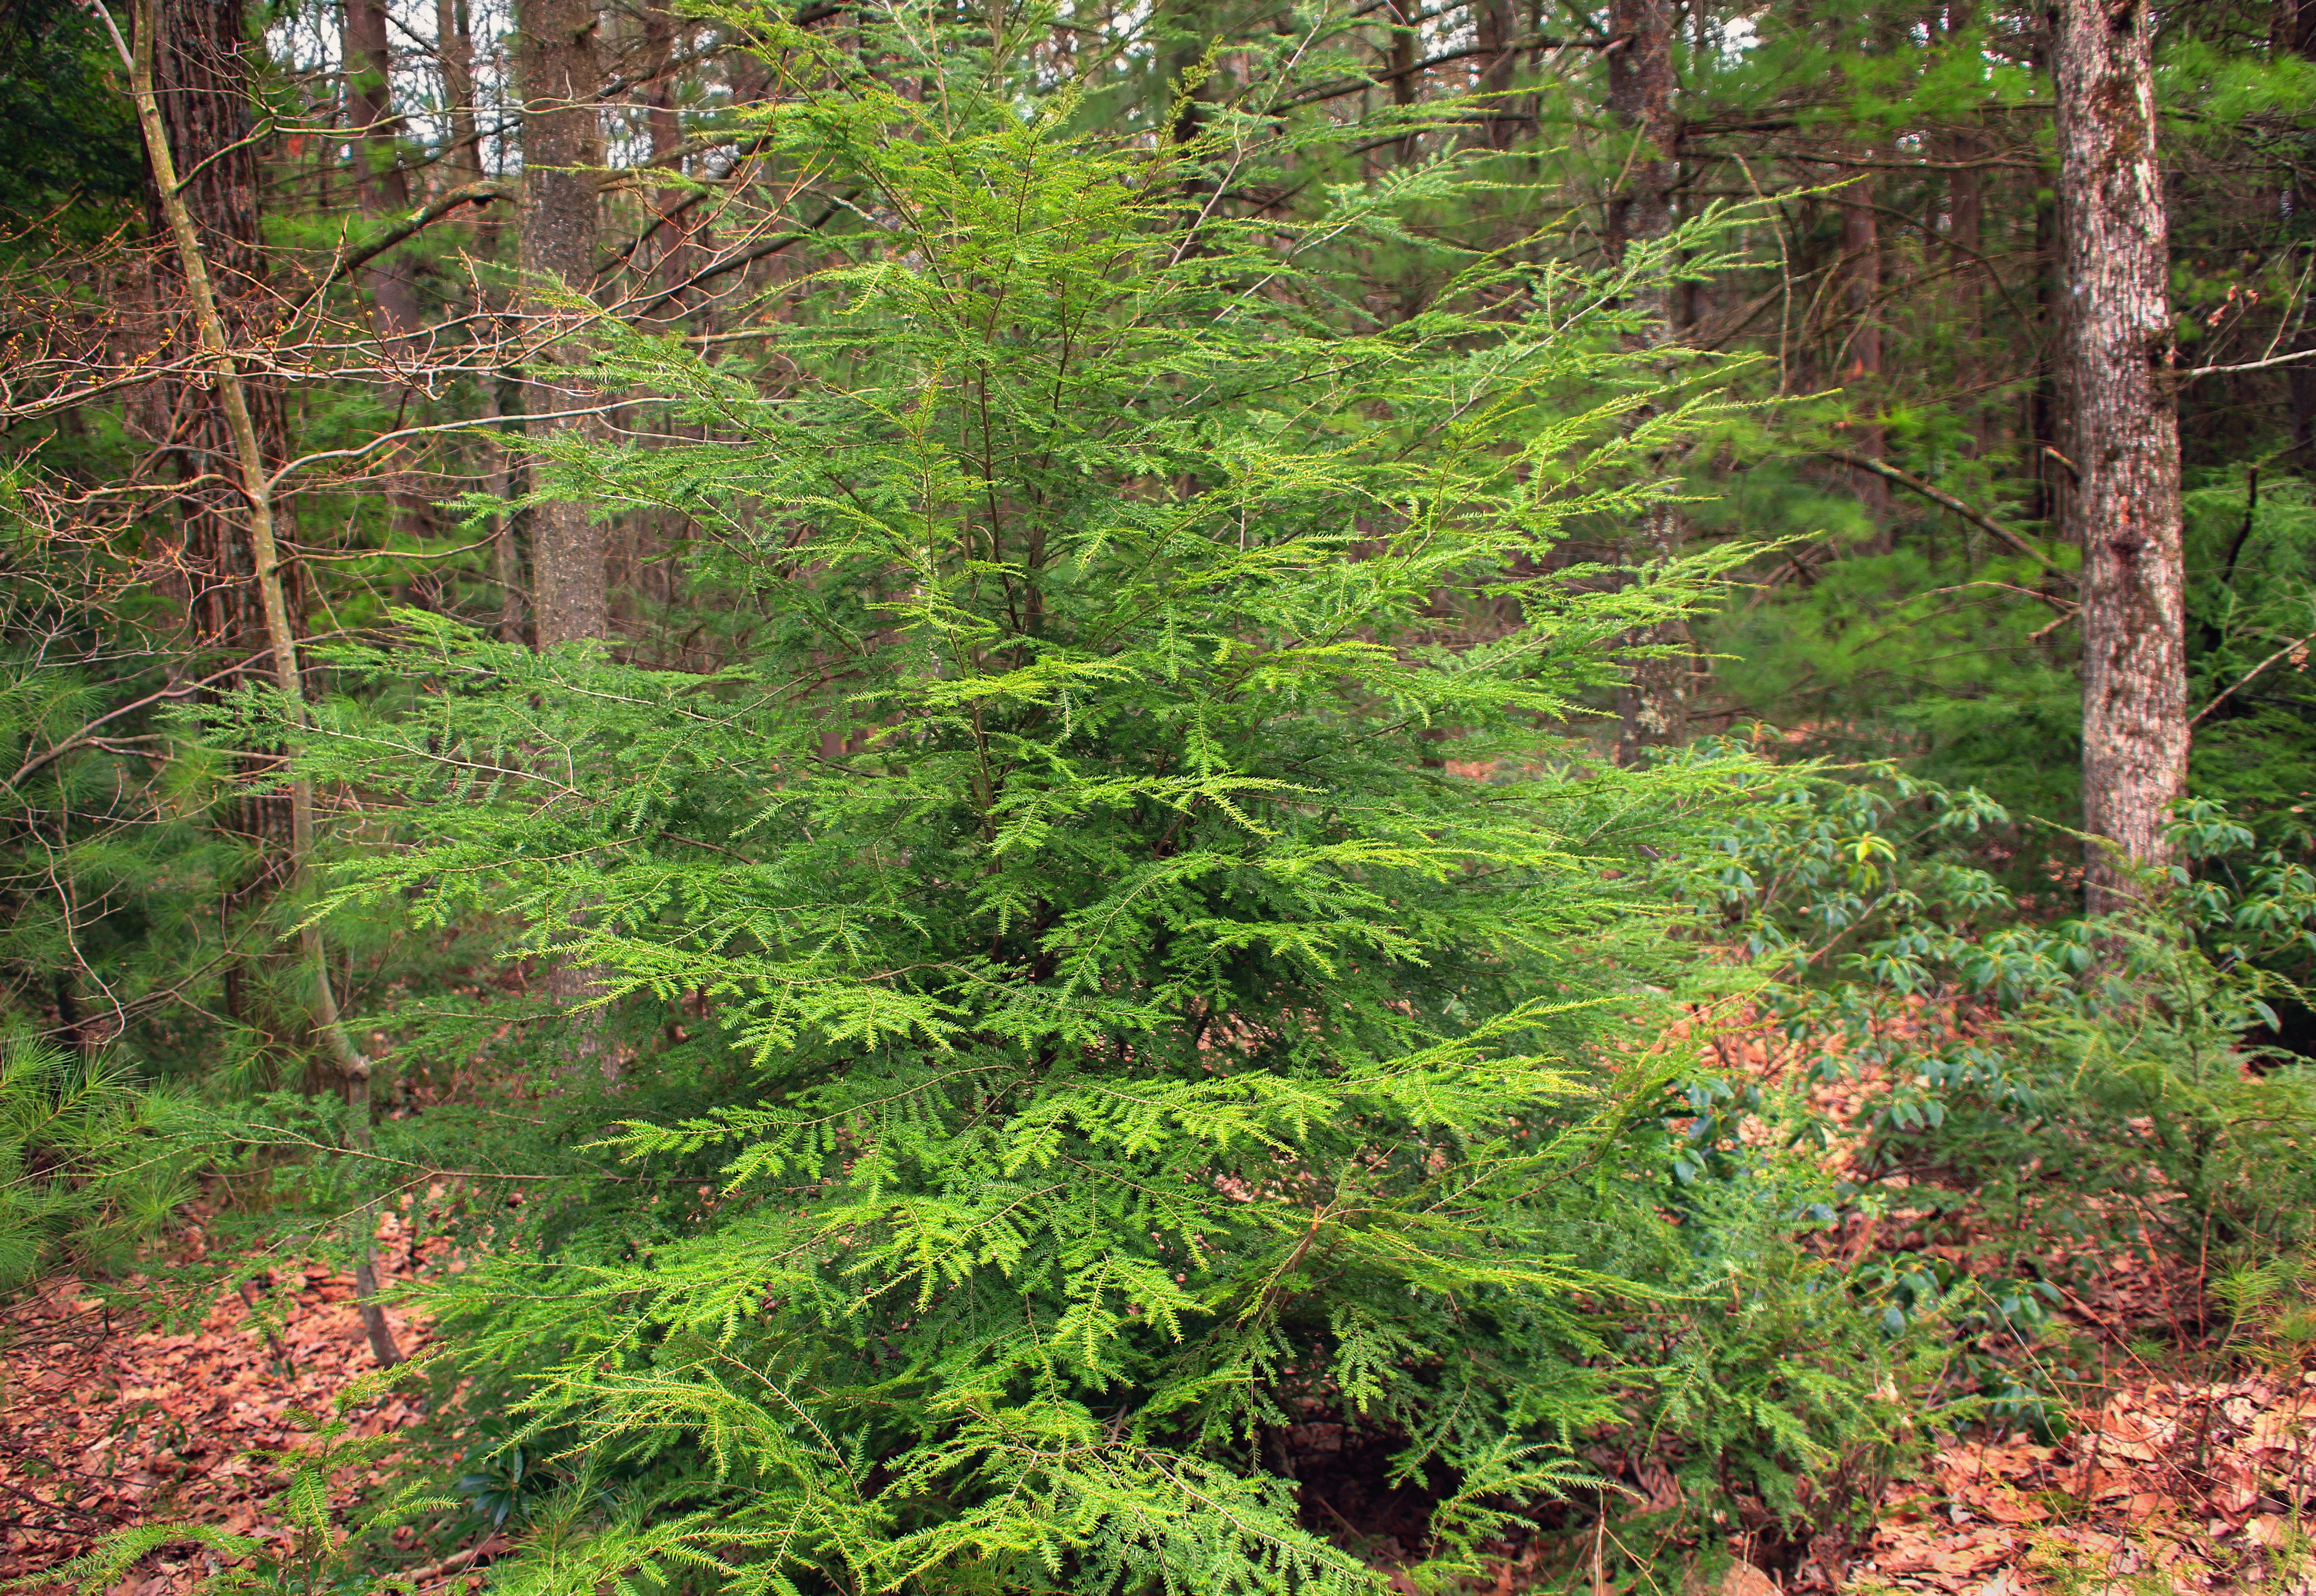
[289, 20, 1758, 1589]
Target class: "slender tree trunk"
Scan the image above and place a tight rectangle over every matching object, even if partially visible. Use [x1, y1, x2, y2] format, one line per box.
[1607, 0, 1687, 766]
[106, 0, 401, 1367]
[2054, 0, 2186, 910]
[480, 367, 526, 642]
[345, 0, 436, 546]
[141, 0, 295, 1025]
[1385, 0, 1419, 164]
[437, 0, 486, 191]
[1940, 59, 1988, 466]
[515, 0, 607, 647]
[2278, 0, 2316, 466]
[345, 0, 420, 342]
[643, 0, 693, 314]
[1475, 0, 1519, 148]
[1838, 176, 1889, 534]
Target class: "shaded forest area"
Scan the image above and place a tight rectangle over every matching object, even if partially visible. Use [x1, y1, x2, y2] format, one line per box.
[2, 0, 2316, 1589]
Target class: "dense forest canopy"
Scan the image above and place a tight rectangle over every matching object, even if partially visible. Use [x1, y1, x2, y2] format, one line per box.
[1, 0, 2315, 1590]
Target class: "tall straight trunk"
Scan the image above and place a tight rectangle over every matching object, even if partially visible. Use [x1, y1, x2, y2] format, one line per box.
[481, 366, 526, 642]
[2031, 187, 2067, 527]
[642, 0, 693, 316]
[1384, 0, 1419, 165]
[1474, 0, 1520, 148]
[1940, 67, 1988, 465]
[2054, 0, 2186, 909]
[345, 0, 435, 544]
[514, 0, 616, 1070]
[344, 0, 419, 341]
[104, 0, 402, 1368]
[437, 0, 486, 192]
[141, 0, 296, 1020]
[2279, 0, 2316, 465]
[1606, 0, 1686, 766]
[1838, 177, 1889, 533]
[146, 0, 282, 664]
[515, 0, 607, 647]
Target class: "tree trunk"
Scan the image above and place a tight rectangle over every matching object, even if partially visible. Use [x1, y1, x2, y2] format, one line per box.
[1384, 0, 1419, 165]
[513, 0, 616, 1069]
[642, 0, 696, 316]
[437, 0, 486, 192]
[108, 0, 402, 1367]
[345, 0, 436, 545]
[345, 0, 419, 343]
[141, 0, 297, 1022]
[1838, 176, 1889, 534]
[2278, 0, 2316, 467]
[1475, 0, 1520, 148]
[515, 0, 607, 647]
[1606, 0, 1687, 766]
[2054, 0, 2186, 910]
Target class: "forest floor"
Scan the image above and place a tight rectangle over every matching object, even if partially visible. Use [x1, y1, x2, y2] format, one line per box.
[2, 1048, 2311, 1596]
[0, 1207, 451, 1595]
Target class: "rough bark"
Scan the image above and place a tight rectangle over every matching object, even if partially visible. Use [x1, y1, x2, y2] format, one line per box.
[145, 0, 286, 671]
[345, 0, 435, 544]
[140, 0, 297, 1018]
[2278, 0, 2316, 466]
[515, 0, 608, 647]
[1606, 0, 1687, 767]
[513, 0, 617, 1068]
[641, 0, 697, 314]
[110, 0, 401, 1367]
[2054, 0, 2187, 910]
[344, 0, 419, 343]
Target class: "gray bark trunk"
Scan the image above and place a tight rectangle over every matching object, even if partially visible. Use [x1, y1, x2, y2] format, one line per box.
[516, 0, 608, 647]
[1607, 0, 1687, 766]
[2054, 0, 2187, 910]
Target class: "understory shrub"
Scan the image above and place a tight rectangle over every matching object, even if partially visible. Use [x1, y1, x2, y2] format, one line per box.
[253, 18, 1816, 1592]
[1658, 754, 2316, 1414]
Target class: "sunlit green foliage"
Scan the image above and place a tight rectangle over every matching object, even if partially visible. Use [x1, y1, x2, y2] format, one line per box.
[224, 15, 1805, 1588]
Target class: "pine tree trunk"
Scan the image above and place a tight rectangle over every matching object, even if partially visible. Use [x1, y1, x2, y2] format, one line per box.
[111, 0, 403, 1367]
[1607, 0, 1687, 766]
[1838, 177, 1889, 534]
[437, 0, 486, 192]
[142, 0, 298, 1018]
[2054, 0, 2186, 911]
[516, 0, 607, 647]
[345, 0, 436, 546]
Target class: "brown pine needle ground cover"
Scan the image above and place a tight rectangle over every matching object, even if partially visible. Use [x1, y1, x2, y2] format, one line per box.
[2, 1009, 2310, 1596]
[0, 1206, 458, 1594]
[1673, 1004, 2316, 1596]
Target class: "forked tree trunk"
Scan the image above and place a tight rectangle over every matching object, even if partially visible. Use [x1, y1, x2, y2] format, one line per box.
[2054, 0, 2186, 911]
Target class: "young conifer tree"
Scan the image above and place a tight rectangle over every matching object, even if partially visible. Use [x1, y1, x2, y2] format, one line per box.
[297, 12, 1749, 1590]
